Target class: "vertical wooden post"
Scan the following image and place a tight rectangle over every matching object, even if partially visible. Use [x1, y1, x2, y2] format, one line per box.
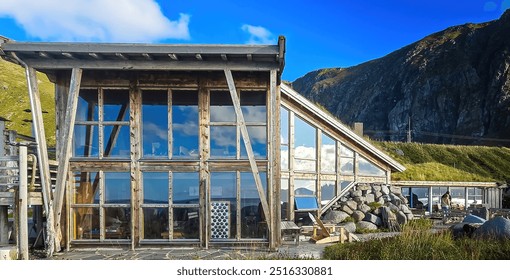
[224, 69, 270, 233]
[288, 111, 295, 221]
[18, 145, 28, 260]
[25, 67, 55, 257]
[53, 68, 82, 252]
[198, 78, 210, 248]
[130, 83, 141, 249]
[269, 69, 281, 248]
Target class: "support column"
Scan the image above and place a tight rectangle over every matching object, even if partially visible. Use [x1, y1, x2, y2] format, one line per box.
[0, 120, 8, 245]
[53, 68, 82, 252]
[269, 69, 281, 249]
[198, 78, 210, 248]
[18, 145, 28, 260]
[25, 67, 55, 257]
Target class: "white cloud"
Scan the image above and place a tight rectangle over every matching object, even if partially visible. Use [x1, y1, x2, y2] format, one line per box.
[241, 24, 275, 44]
[0, 0, 190, 42]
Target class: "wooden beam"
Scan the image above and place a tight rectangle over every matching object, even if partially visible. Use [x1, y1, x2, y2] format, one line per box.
[198, 78, 210, 248]
[129, 84, 141, 249]
[269, 69, 280, 248]
[25, 67, 55, 256]
[18, 145, 28, 260]
[224, 69, 270, 233]
[53, 68, 82, 252]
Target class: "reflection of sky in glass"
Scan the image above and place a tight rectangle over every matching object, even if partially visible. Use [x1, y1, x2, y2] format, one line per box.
[240, 126, 267, 158]
[241, 91, 266, 123]
[294, 179, 315, 196]
[340, 158, 354, 174]
[210, 91, 235, 122]
[103, 125, 130, 158]
[281, 178, 289, 203]
[76, 90, 98, 122]
[143, 172, 168, 204]
[321, 134, 336, 173]
[210, 126, 236, 158]
[173, 172, 199, 204]
[173, 105, 198, 158]
[241, 106, 266, 123]
[340, 145, 354, 157]
[320, 181, 336, 203]
[142, 91, 168, 157]
[241, 172, 267, 199]
[280, 107, 289, 145]
[74, 125, 98, 157]
[104, 172, 130, 204]
[358, 156, 385, 176]
[211, 172, 236, 200]
[294, 116, 316, 154]
[281, 147, 288, 170]
[74, 172, 99, 204]
[103, 90, 129, 121]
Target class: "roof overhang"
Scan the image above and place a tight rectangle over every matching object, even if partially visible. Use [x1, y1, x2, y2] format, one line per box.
[281, 83, 406, 173]
[0, 36, 285, 76]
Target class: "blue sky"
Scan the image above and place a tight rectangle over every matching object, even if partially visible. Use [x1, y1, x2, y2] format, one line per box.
[0, 0, 509, 81]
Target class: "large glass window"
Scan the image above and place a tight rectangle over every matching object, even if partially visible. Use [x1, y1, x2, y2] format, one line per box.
[340, 145, 354, 174]
[71, 171, 131, 240]
[320, 180, 336, 205]
[468, 188, 483, 205]
[280, 107, 289, 170]
[142, 90, 168, 158]
[211, 172, 236, 239]
[241, 172, 267, 238]
[402, 187, 428, 209]
[172, 91, 199, 158]
[358, 156, 385, 177]
[73, 89, 130, 158]
[294, 117, 316, 172]
[321, 133, 336, 173]
[450, 187, 466, 210]
[281, 178, 289, 220]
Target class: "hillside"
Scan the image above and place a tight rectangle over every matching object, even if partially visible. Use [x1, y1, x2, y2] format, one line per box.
[293, 10, 510, 146]
[0, 58, 55, 145]
[374, 141, 510, 183]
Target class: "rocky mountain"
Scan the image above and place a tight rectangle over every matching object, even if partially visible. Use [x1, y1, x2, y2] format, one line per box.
[292, 10, 510, 146]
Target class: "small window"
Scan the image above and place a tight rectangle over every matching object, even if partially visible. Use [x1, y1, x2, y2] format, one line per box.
[294, 197, 319, 211]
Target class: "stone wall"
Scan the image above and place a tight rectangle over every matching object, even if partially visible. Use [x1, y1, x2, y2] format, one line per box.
[322, 183, 414, 232]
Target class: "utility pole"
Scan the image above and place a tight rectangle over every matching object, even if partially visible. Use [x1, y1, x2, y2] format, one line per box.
[406, 116, 412, 143]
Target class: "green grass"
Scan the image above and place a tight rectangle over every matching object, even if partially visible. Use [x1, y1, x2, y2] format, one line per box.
[323, 220, 510, 260]
[374, 141, 510, 183]
[0, 58, 56, 146]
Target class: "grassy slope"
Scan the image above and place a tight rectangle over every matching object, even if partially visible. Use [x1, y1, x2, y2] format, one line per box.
[374, 141, 510, 183]
[0, 58, 55, 146]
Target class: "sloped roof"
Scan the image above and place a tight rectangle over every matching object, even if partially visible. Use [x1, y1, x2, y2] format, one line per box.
[281, 83, 406, 172]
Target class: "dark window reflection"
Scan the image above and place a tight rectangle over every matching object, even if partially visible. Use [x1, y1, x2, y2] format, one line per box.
[142, 90, 168, 157]
[210, 91, 235, 122]
[74, 125, 99, 157]
[105, 207, 131, 239]
[173, 207, 199, 239]
[173, 172, 199, 204]
[74, 207, 99, 239]
[241, 91, 266, 123]
[103, 89, 129, 121]
[104, 172, 130, 204]
[143, 208, 168, 239]
[240, 172, 267, 238]
[143, 172, 168, 204]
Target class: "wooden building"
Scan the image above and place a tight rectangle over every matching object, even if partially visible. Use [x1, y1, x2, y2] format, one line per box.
[0, 36, 411, 253]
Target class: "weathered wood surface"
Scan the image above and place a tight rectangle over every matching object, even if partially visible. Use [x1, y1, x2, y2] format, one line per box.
[18, 146, 28, 260]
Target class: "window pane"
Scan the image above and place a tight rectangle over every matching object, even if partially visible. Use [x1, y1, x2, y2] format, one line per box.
[172, 91, 199, 158]
[73, 125, 99, 157]
[73, 172, 99, 204]
[103, 89, 129, 121]
[173, 207, 200, 239]
[173, 172, 199, 204]
[210, 91, 235, 122]
[294, 117, 316, 160]
[105, 207, 131, 239]
[320, 181, 336, 204]
[241, 172, 267, 239]
[295, 159, 316, 172]
[103, 125, 130, 158]
[340, 158, 354, 174]
[76, 89, 98, 122]
[210, 126, 236, 158]
[432, 187, 448, 212]
[321, 134, 336, 173]
[143, 208, 168, 239]
[73, 207, 99, 239]
[280, 107, 289, 145]
[143, 172, 168, 204]
[358, 156, 385, 176]
[295, 197, 319, 210]
[294, 179, 316, 196]
[240, 126, 267, 159]
[142, 90, 168, 157]
[211, 172, 236, 238]
[340, 145, 354, 157]
[281, 178, 289, 220]
[406, 187, 428, 209]
[104, 172, 130, 204]
[241, 91, 266, 123]
[450, 187, 466, 210]
[281, 146, 289, 170]
[340, 181, 353, 191]
[468, 188, 483, 204]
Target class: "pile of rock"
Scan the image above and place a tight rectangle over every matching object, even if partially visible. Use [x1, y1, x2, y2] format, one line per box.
[322, 183, 414, 232]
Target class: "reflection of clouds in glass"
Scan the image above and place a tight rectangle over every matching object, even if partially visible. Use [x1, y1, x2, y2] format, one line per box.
[211, 126, 236, 147]
[247, 126, 266, 144]
[321, 144, 336, 172]
[280, 148, 288, 169]
[295, 145, 315, 159]
[242, 106, 266, 122]
[210, 106, 235, 122]
[143, 122, 167, 140]
[294, 179, 315, 195]
[173, 121, 198, 136]
[358, 156, 385, 176]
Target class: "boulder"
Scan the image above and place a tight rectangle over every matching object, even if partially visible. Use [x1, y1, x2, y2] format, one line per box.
[340, 197, 348, 203]
[323, 210, 350, 224]
[354, 196, 366, 204]
[365, 194, 375, 204]
[351, 190, 362, 197]
[473, 217, 510, 239]
[397, 193, 408, 204]
[462, 214, 486, 224]
[389, 186, 401, 194]
[389, 193, 402, 204]
[372, 185, 382, 192]
[356, 221, 378, 231]
[363, 213, 382, 226]
[381, 206, 398, 230]
[346, 200, 358, 211]
[341, 205, 354, 215]
[399, 205, 412, 215]
[358, 203, 371, 213]
[372, 207, 383, 216]
[374, 191, 383, 199]
[406, 213, 414, 221]
[386, 202, 399, 212]
[377, 197, 385, 205]
[340, 222, 356, 233]
[352, 210, 365, 222]
[357, 184, 370, 191]
[450, 223, 481, 238]
[381, 185, 390, 195]
[396, 211, 408, 225]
